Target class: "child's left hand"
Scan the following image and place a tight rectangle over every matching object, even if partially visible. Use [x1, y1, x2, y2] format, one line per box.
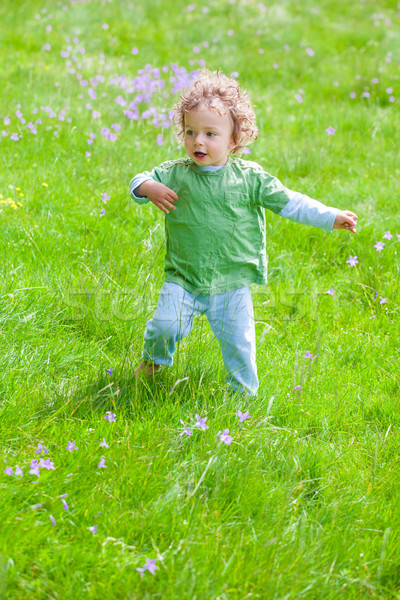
[334, 210, 358, 234]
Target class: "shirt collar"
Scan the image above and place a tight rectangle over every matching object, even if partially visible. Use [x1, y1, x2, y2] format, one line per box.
[190, 155, 232, 174]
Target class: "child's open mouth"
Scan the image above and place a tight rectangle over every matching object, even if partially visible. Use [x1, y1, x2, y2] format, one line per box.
[194, 152, 207, 159]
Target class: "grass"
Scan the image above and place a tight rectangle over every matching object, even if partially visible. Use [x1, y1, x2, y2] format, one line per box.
[1, 0, 400, 598]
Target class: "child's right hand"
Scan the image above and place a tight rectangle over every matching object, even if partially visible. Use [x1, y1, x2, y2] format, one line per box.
[138, 180, 178, 214]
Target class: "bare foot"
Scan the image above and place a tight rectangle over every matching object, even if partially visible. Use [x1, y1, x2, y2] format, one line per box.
[134, 361, 161, 378]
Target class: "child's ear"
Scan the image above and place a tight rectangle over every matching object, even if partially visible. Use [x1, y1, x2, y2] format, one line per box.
[228, 137, 236, 150]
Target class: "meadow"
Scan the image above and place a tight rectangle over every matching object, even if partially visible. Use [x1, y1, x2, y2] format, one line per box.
[0, 0, 400, 598]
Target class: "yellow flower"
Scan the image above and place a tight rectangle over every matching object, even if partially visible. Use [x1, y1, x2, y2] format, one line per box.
[16, 187, 20, 191]
[19, 193, 24, 197]
[45, 65, 50, 70]
[0, 194, 3, 199]
[42, 182, 48, 187]
[17, 202, 23, 207]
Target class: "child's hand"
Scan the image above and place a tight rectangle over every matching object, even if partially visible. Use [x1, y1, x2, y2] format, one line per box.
[138, 180, 178, 214]
[334, 210, 358, 234]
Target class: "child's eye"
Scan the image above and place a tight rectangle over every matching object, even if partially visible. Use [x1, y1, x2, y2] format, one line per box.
[207, 132, 216, 136]
[185, 130, 194, 136]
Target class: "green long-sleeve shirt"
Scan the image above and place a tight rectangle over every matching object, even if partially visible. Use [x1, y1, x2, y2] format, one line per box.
[130, 156, 337, 295]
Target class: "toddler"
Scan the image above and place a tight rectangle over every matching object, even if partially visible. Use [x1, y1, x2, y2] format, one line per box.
[129, 69, 357, 396]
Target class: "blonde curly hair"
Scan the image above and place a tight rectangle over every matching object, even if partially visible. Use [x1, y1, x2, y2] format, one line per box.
[172, 69, 259, 155]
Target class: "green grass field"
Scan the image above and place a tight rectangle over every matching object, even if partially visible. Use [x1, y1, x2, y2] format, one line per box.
[1, 0, 400, 598]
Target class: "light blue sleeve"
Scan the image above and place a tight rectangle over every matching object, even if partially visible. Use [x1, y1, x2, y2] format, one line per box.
[279, 187, 340, 232]
[129, 172, 154, 204]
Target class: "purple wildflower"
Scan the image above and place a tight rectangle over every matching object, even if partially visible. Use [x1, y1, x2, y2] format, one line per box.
[137, 558, 158, 577]
[15, 465, 23, 477]
[61, 498, 69, 511]
[99, 438, 109, 448]
[105, 368, 113, 376]
[304, 351, 314, 359]
[326, 288, 335, 296]
[88, 525, 97, 534]
[195, 414, 208, 430]
[49, 515, 56, 526]
[325, 126, 336, 135]
[383, 231, 392, 240]
[101, 193, 110, 203]
[346, 255, 359, 267]
[3, 466, 13, 475]
[100, 208, 105, 216]
[29, 460, 40, 477]
[237, 410, 250, 422]
[379, 297, 388, 305]
[220, 429, 233, 445]
[97, 457, 107, 468]
[39, 458, 55, 470]
[179, 420, 192, 436]
[35, 444, 49, 454]
[67, 441, 78, 452]
[104, 411, 116, 422]
[374, 242, 385, 251]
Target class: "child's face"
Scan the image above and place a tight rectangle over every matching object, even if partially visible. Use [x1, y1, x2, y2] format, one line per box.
[184, 106, 236, 166]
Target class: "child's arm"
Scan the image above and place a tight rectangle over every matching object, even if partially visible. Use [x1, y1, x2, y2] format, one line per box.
[136, 180, 178, 214]
[279, 187, 357, 234]
[129, 172, 178, 214]
[253, 168, 358, 234]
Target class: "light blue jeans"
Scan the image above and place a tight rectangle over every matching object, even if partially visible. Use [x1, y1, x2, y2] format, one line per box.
[142, 282, 259, 395]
